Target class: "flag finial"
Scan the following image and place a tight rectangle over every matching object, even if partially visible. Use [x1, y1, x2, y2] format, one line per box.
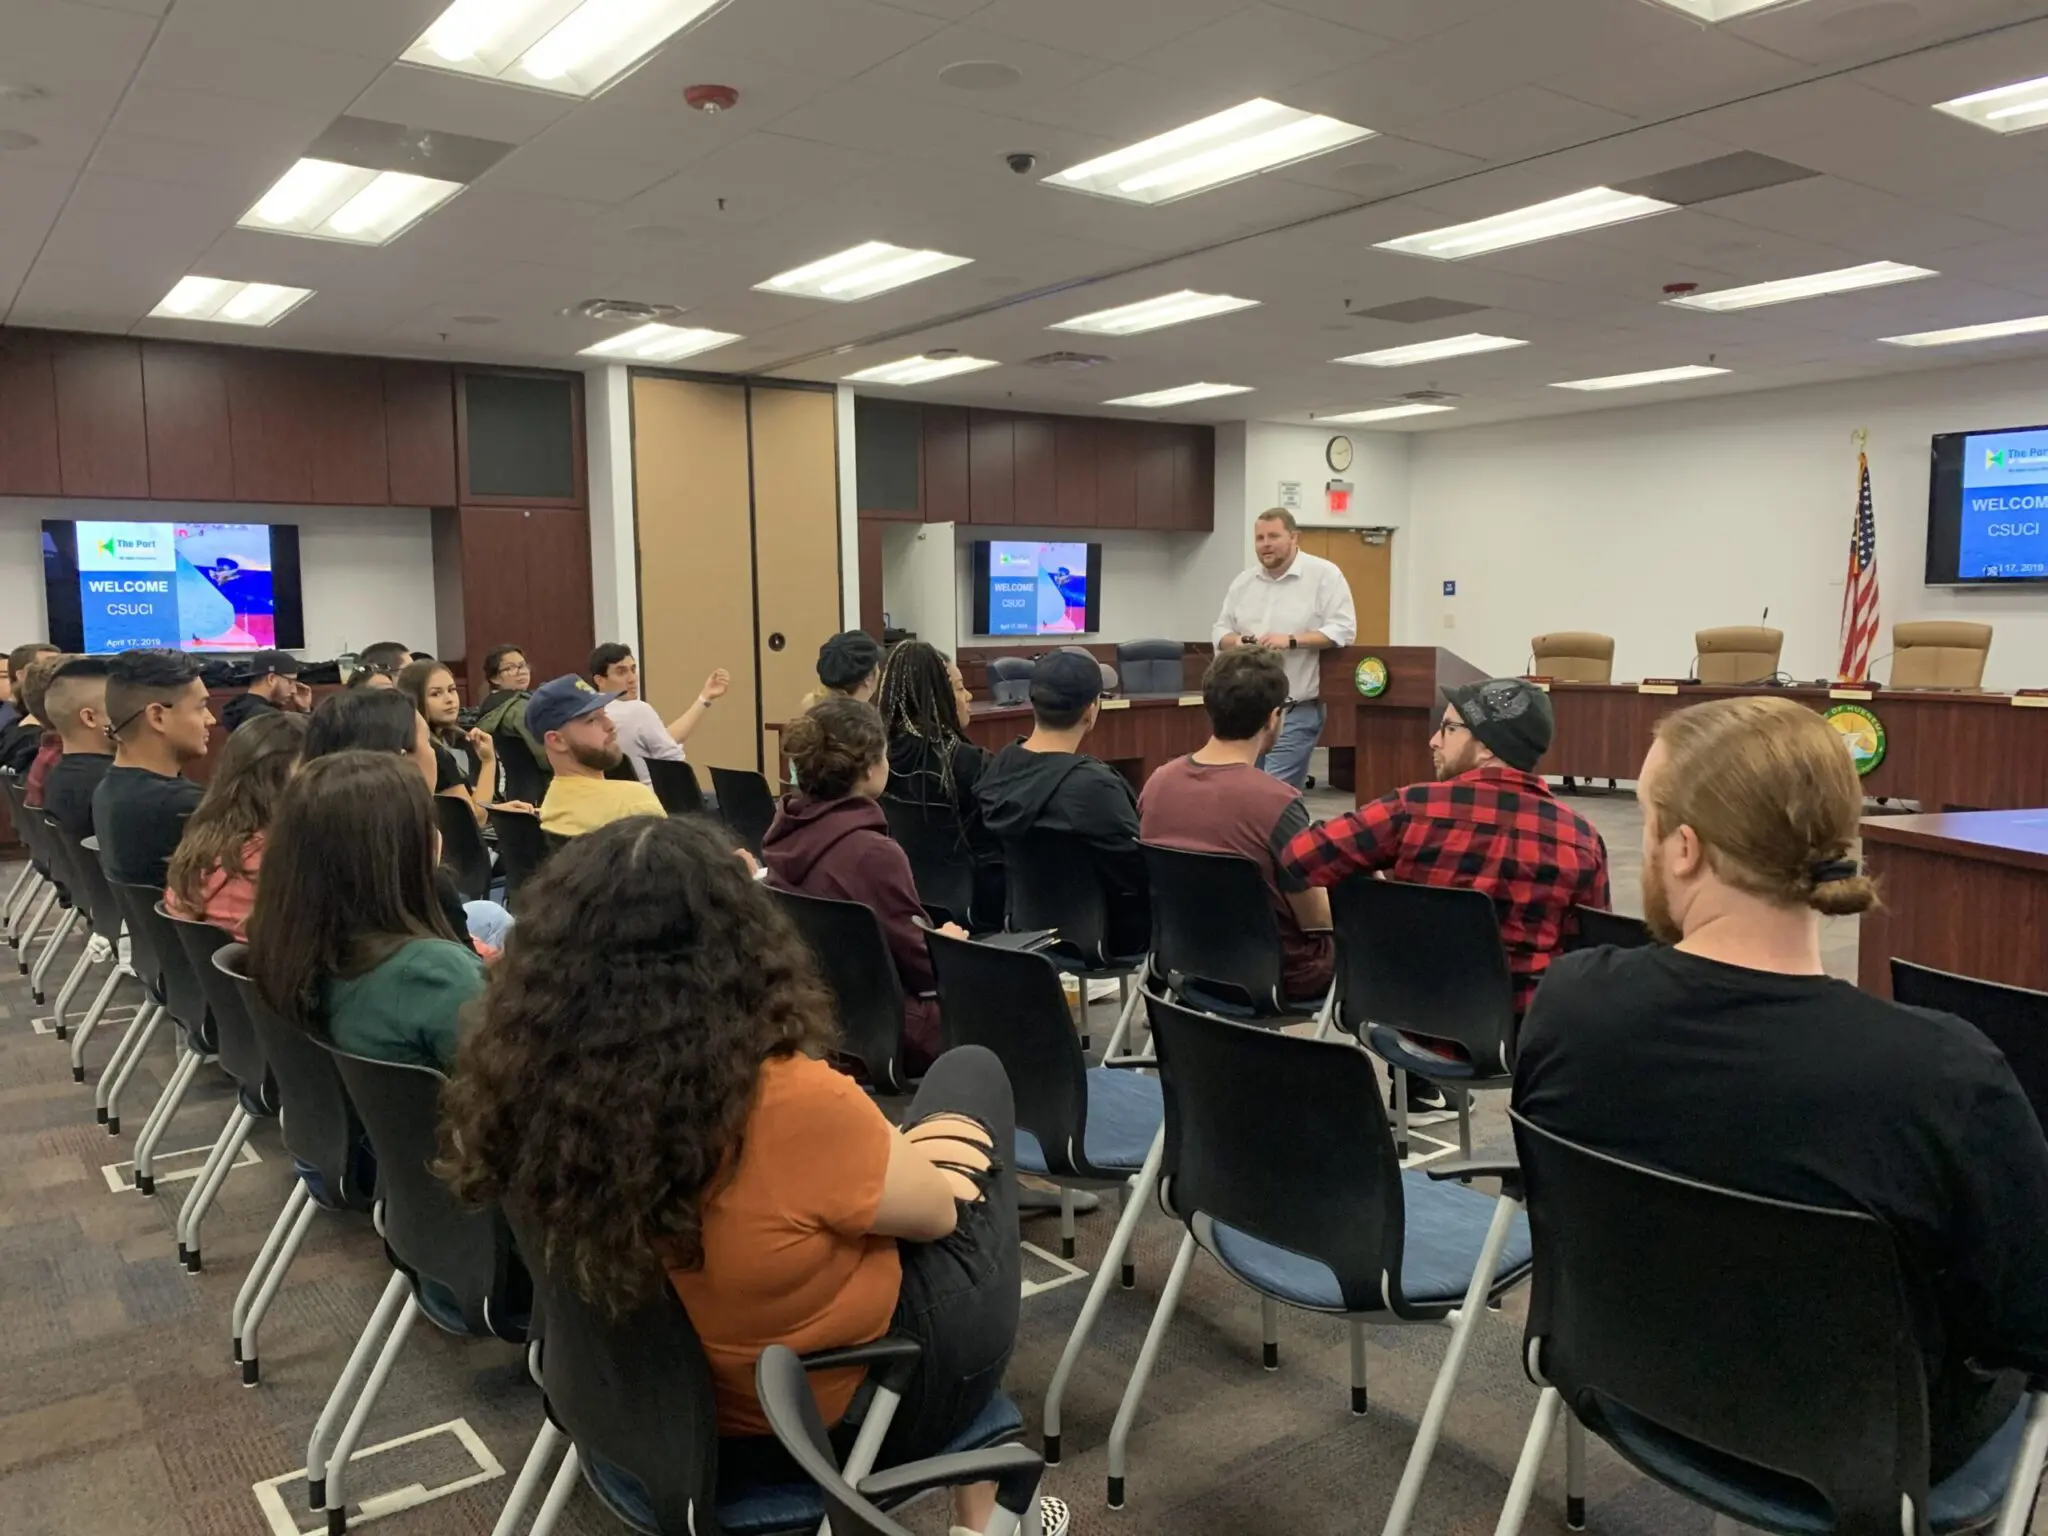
[1851, 426, 1869, 452]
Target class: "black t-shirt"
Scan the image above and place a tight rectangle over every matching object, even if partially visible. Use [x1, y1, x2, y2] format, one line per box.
[431, 738, 475, 795]
[1516, 944, 2048, 1478]
[42, 752, 113, 841]
[0, 719, 43, 774]
[90, 764, 205, 888]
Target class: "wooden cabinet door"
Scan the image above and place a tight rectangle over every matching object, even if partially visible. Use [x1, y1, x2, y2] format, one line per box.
[967, 410, 1014, 525]
[1173, 424, 1214, 531]
[921, 405, 969, 524]
[750, 386, 842, 768]
[1013, 414, 1055, 527]
[227, 349, 317, 502]
[1094, 419, 1138, 528]
[143, 343, 234, 501]
[312, 356, 390, 506]
[53, 335, 148, 498]
[0, 331, 61, 496]
[1052, 415, 1096, 528]
[517, 508, 594, 681]
[384, 361, 458, 506]
[1132, 423, 1176, 530]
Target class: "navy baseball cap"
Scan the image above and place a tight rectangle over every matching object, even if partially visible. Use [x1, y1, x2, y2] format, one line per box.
[1030, 649, 1103, 715]
[527, 675, 620, 738]
[249, 649, 299, 678]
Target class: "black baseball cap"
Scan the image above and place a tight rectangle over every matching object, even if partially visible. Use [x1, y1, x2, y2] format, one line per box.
[817, 631, 884, 691]
[1031, 649, 1103, 715]
[1442, 678, 1554, 772]
[527, 674, 621, 738]
[250, 649, 299, 678]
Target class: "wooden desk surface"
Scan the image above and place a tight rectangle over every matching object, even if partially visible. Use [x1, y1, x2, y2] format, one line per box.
[1857, 806, 2048, 995]
[1860, 809, 2048, 873]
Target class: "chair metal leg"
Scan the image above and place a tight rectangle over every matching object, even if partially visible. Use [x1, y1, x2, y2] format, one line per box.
[320, 1287, 422, 1530]
[238, 1185, 317, 1383]
[1312, 989, 1338, 1041]
[30, 906, 77, 997]
[1565, 1409, 1587, 1529]
[527, 1445, 583, 1536]
[306, 1270, 413, 1503]
[48, 941, 97, 1036]
[1993, 1390, 2048, 1536]
[1059, 1186, 1077, 1260]
[69, 966, 131, 1080]
[1105, 1229, 1199, 1509]
[1260, 1295, 1280, 1370]
[1349, 1320, 1369, 1415]
[133, 1044, 205, 1193]
[3, 858, 35, 921]
[1042, 1129, 1164, 1465]
[491, 1420, 565, 1536]
[100, 1001, 166, 1134]
[178, 1105, 253, 1269]
[1457, 1090, 1474, 1159]
[234, 1181, 311, 1366]
[1100, 978, 1146, 1060]
[17, 886, 57, 969]
[1381, 1194, 1524, 1536]
[1492, 1387, 1562, 1536]
[1394, 1068, 1411, 1162]
[93, 997, 156, 1114]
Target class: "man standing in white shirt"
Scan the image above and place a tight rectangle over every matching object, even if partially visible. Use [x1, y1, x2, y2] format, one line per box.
[1211, 508, 1356, 789]
[588, 642, 729, 785]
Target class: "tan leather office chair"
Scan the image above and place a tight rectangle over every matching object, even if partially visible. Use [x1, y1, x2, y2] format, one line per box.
[1530, 632, 1614, 684]
[1694, 626, 1783, 684]
[1889, 621, 1991, 690]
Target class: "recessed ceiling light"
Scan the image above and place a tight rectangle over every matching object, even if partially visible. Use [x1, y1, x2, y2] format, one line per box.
[1934, 74, 2048, 135]
[1551, 364, 1730, 392]
[1318, 403, 1456, 423]
[1103, 382, 1254, 408]
[1378, 187, 1676, 260]
[579, 323, 741, 361]
[1051, 290, 1260, 336]
[844, 355, 1001, 385]
[403, 0, 727, 98]
[937, 60, 1023, 91]
[1665, 261, 1935, 311]
[238, 159, 462, 245]
[1638, 0, 1804, 19]
[149, 276, 313, 327]
[1878, 315, 2048, 347]
[756, 241, 973, 302]
[1047, 99, 1374, 206]
[1334, 333, 1527, 367]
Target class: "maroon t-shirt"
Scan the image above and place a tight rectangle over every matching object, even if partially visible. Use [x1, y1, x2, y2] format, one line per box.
[1137, 755, 1333, 999]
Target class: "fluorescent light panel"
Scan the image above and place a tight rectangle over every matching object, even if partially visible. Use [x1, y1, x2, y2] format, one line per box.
[1551, 365, 1729, 392]
[149, 276, 313, 327]
[1666, 261, 1935, 311]
[1104, 382, 1253, 408]
[1335, 333, 1527, 367]
[843, 355, 1001, 386]
[1638, 0, 1804, 19]
[403, 0, 725, 98]
[1378, 187, 1674, 260]
[756, 241, 972, 302]
[1318, 404, 1455, 423]
[1047, 98, 1374, 206]
[1935, 75, 2048, 135]
[579, 323, 741, 361]
[238, 159, 462, 245]
[1052, 290, 1260, 336]
[1879, 315, 2048, 348]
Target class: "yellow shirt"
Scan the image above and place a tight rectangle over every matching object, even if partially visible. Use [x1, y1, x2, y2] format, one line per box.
[538, 773, 665, 837]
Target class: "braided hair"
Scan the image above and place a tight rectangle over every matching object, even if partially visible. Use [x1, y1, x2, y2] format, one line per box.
[873, 641, 964, 799]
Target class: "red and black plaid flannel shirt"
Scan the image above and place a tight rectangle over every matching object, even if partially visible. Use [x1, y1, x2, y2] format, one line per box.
[1278, 764, 1610, 1013]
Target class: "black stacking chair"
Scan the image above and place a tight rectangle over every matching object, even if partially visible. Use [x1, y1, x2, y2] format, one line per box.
[488, 808, 555, 906]
[988, 656, 1033, 706]
[95, 879, 178, 1138]
[52, 821, 131, 1052]
[19, 801, 79, 997]
[217, 944, 375, 1385]
[1, 773, 45, 940]
[645, 756, 706, 817]
[1893, 960, 2048, 1128]
[1114, 640, 1185, 697]
[5, 774, 60, 958]
[880, 796, 976, 928]
[433, 795, 494, 902]
[1141, 843, 1330, 1024]
[33, 812, 105, 1023]
[495, 727, 551, 805]
[710, 766, 777, 856]
[310, 1048, 530, 1531]
[1002, 828, 1147, 1053]
[164, 913, 271, 1271]
[1496, 1110, 2048, 1536]
[1567, 906, 1654, 952]
[116, 895, 220, 1194]
[1104, 992, 1536, 1512]
[771, 886, 915, 1092]
[1329, 874, 1518, 1159]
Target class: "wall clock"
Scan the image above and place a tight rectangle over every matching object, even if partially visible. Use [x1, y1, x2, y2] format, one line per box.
[1326, 435, 1353, 472]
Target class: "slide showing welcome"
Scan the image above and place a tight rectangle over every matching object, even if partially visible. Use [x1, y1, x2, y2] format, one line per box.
[988, 541, 1090, 636]
[1960, 429, 2048, 579]
[75, 522, 277, 652]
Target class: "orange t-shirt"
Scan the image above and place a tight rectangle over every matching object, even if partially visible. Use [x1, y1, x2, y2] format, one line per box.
[664, 1053, 902, 1437]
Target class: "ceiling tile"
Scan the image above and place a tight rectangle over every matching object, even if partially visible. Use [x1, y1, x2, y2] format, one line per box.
[1399, 85, 1636, 161]
[1728, 0, 2038, 69]
[136, 17, 385, 112]
[850, 21, 1108, 109]
[167, 0, 447, 61]
[685, 0, 950, 79]
[1139, 5, 1395, 94]
[348, 65, 579, 145]
[973, 0, 1245, 65]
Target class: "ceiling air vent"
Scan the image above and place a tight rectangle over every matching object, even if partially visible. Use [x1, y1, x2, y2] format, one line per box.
[1022, 350, 1113, 370]
[569, 298, 685, 324]
[1394, 388, 1462, 403]
[1348, 297, 1490, 325]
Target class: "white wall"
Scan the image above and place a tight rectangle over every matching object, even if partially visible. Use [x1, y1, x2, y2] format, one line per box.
[1406, 358, 2048, 691]
[0, 498, 436, 657]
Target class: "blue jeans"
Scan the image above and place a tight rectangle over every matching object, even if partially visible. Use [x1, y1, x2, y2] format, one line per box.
[1256, 702, 1324, 790]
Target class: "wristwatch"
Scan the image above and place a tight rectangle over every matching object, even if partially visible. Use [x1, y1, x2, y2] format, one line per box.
[1287, 636, 1298, 649]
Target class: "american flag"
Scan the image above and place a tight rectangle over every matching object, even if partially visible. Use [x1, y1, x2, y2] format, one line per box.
[1836, 451, 1880, 682]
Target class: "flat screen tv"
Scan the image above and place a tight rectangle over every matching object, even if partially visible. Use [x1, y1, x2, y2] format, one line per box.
[41, 519, 305, 653]
[1926, 424, 2048, 585]
[971, 539, 1102, 637]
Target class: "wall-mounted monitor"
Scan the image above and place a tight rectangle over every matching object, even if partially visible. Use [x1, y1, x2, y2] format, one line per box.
[972, 539, 1102, 636]
[1926, 424, 2048, 585]
[41, 519, 306, 653]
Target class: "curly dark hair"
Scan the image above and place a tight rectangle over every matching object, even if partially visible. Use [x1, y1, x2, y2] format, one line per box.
[439, 815, 837, 1312]
[782, 694, 886, 801]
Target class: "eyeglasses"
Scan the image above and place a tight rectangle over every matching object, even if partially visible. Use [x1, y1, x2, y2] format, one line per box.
[1435, 716, 1469, 737]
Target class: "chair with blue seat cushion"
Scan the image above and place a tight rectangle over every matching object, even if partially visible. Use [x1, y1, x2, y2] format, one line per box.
[1328, 874, 1519, 1160]
[1141, 843, 1333, 1028]
[1494, 1109, 2048, 1536]
[1103, 990, 1540, 1525]
[1001, 827, 1149, 1054]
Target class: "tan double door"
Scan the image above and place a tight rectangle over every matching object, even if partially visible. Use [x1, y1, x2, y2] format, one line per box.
[631, 376, 842, 773]
[1299, 527, 1392, 646]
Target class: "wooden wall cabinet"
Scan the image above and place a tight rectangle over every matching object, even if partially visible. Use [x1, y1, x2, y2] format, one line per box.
[967, 412, 1014, 525]
[384, 361, 458, 506]
[142, 343, 234, 501]
[53, 335, 149, 498]
[0, 330, 61, 495]
[922, 405, 970, 524]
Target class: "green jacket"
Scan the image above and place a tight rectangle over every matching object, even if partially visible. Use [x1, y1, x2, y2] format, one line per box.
[323, 938, 486, 1072]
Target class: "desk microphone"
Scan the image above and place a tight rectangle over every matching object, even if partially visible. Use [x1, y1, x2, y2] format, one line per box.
[1761, 605, 1770, 628]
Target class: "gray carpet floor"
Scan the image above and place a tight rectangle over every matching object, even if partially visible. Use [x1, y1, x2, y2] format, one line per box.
[0, 792, 2026, 1535]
